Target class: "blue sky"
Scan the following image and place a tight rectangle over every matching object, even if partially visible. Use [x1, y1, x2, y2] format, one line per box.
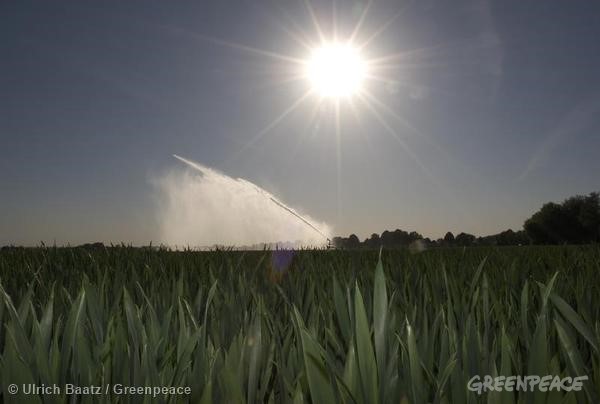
[2, 0, 600, 245]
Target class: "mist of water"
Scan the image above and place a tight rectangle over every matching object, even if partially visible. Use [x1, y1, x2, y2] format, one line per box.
[154, 155, 332, 248]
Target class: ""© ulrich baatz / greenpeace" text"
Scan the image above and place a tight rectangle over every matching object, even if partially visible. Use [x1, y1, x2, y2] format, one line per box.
[17, 384, 192, 397]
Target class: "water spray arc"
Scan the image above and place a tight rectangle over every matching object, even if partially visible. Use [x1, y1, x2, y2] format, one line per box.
[172, 155, 330, 244]
[267, 196, 329, 241]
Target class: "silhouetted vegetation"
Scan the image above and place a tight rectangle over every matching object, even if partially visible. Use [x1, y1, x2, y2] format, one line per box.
[524, 192, 600, 244]
[334, 192, 599, 248]
[333, 228, 529, 249]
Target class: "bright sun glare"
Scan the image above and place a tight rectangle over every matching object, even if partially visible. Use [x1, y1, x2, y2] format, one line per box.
[306, 43, 367, 98]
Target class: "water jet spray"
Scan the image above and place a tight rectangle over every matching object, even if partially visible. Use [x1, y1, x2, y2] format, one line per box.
[170, 154, 330, 246]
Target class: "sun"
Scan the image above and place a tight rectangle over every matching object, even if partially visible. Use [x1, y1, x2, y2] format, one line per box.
[306, 43, 367, 98]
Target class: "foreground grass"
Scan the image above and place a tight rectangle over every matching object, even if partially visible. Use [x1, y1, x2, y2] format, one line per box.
[0, 246, 599, 403]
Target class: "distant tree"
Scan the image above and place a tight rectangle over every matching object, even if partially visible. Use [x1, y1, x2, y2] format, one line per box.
[497, 229, 529, 245]
[524, 192, 600, 244]
[408, 231, 423, 243]
[566, 192, 600, 242]
[443, 232, 455, 245]
[332, 237, 345, 248]
[364, 233, 381, 248]
[334, 229, 423, 249]
[333, 234, 362, 249]
[347, 234, 360, 248]
[380, 230, 394, 246]
[395, 229, 409, 245]
[455, 232, 476, 246]
[525, 202, 570, 244]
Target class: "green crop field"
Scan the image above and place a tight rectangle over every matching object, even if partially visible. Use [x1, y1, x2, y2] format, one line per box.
[1, 246, 599, 403]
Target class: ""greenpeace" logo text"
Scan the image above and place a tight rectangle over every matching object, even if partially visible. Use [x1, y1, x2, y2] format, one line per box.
[467, 375, 588, 395]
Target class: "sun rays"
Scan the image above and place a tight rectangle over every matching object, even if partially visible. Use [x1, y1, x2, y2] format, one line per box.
[184, 0, 463, 223]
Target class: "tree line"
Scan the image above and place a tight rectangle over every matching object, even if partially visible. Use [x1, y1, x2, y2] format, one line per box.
[333, 192, 600, 248]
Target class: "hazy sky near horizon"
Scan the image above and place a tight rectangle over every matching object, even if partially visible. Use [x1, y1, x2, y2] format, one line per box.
[2, 0, 600, 246]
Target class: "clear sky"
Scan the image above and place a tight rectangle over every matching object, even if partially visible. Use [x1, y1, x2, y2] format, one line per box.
[2, 0, 600, 246]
